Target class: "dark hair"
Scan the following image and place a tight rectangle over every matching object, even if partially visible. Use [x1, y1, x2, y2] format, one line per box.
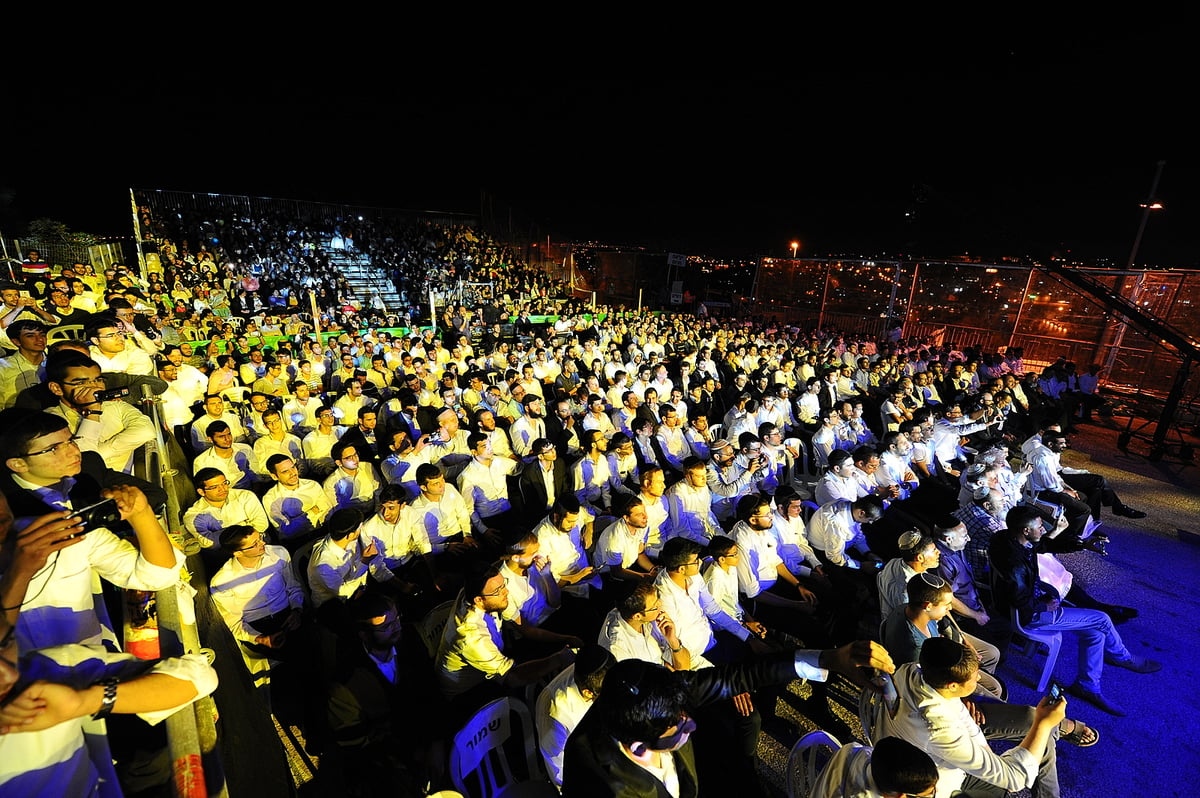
[0, 409, 70, 461]
[919, 637, 979, 689]
[193, 467, 226, 488]
[593, 658, 690, 744]
[827, 449, 852, 469]
[85, 314, 121, 339]
[205, 419, 231, 437]
[707, 534, 738, 559]
[616, 579, 657, 621]
[658, 537, 703, 571]
[870, 736, 938, 795]
[45, 351, 100, 385]
[551, 494, 581, 517]
[851, 495, 885, 521]
[378, 483, 409, 505]
[463, 562, 504, 602]
[735, 493, 770, 523]
[1005, 505, 1042, 536]
[265, 453, 292, 475]
[323, 508, 364, 542]
[7, 319, 46, 338]
[415, 463, 442, 486]
[218, 524, 258, 553]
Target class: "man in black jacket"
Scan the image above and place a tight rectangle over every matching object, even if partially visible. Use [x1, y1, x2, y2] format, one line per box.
[561, 641, 893, 798]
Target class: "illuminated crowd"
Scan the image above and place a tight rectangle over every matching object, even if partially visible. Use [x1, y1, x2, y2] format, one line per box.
[0, 224, 1160, 798]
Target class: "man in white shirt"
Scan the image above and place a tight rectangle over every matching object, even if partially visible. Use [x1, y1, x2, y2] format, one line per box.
[666, 456, 721, 545]
[194, 420, 266, 491]
[308, 508, 390, 610]
[324, 440, 380, 515]
[535, 646, 615, 788]
[46, 353, 155, 474]
[210, 524, 307, 683]
[0, 320, 48, 409]
[457, 432, 518, 535]
[261, 454, 333, 544]
[592, 493, 656, 583]
[87, 314, 154, 376]
[598, 580, 692, 671]
[183, 467, 269, 549]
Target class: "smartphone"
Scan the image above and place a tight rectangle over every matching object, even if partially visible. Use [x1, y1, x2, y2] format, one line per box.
[1047, 681, 1064, 705]
[95, 387, 130, 403]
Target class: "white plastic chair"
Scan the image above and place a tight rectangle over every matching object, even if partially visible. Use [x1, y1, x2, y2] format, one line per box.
[416, 599, 456, 660]
[1010, 606, 1063, 692]
[785, 729, 842, 798]
[449, 697, 558, 798]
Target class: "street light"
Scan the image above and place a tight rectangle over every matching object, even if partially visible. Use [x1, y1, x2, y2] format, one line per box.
[790, 241, 799, 259]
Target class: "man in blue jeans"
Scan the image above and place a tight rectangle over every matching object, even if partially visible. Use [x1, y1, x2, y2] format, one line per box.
[990, 505, 1160, 716]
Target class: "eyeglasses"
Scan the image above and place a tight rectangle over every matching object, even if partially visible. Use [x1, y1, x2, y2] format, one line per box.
[96, 332, 127, 339]
[235, 533, 266, 552]
[481, 583, 509, 598]
[201, 480, 232, 491]
[24, 436, 81, 458]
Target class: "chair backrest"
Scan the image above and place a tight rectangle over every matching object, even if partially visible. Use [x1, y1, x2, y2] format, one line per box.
[47, 323, 85, 345]
[450, 697, 556, 798]
[786, 729, 842, 798]
[416, 599, 456, 660]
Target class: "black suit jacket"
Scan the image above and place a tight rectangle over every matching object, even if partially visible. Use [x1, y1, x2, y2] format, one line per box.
[562, 652, 800, 798]
[515, 458, 571, 525]
[1, 451, 168, 524]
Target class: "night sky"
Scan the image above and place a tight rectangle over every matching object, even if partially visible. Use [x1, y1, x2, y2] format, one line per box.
[6, 22, 1193, 265]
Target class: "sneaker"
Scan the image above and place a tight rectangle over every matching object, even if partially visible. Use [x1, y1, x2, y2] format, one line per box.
[1066, 683, 1127, 716]
[1105, 654, 1161, 673]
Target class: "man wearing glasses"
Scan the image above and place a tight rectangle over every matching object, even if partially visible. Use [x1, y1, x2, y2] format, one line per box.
[46, 351, 155, 474]
[0, 409, 178, 652]
[183, 467, 270, 550]
[86, 314, 154, 377]
[209, 524, 307, 685]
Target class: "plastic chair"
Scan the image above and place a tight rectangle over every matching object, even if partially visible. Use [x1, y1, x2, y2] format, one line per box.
[785, 729, 842, 798]
[416, 599, 456, 660]
[46, 323, 84, 345]
[1010, 606, 1063, 692]
[450, 697, 558, 798]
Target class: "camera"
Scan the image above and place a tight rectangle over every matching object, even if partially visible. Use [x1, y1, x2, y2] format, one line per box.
[95, 387, 130, 403]
[61, 499, 122, 539]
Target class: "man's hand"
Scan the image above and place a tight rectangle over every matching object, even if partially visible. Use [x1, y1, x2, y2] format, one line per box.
[103, 485, 152, 521]
[0, 681, 90, 734]
[732, 692, 755, 717]
[656, 612, 680, 646]
[819, 640, 895, 676]
[10, 511, 88, 577]
[563, 566, 594, 585]
[744, 620, 767, 638]
[973, 608, 991, 626]
[796, 583, 819, 604]
[361, 539, 379, 560]
[1033, 693, 1068, 727]
[962, 698, 986, 726]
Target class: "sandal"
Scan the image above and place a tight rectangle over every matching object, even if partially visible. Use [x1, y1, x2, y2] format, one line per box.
[1060, 719, 1100, 747]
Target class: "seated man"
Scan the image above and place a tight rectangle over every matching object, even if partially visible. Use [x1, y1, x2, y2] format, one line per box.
[562, 642, 894, 797]
[876, 531, 940, 620]
[599, 580, 696, 670]
[867, 637, 1070, 798]
[880, 572, 1003, 699]
[592, 493, 656, 584]
[806, 495, 884, 569]
[358, 484, 436, 600]
[436, 563, 577, 705]
[46, 351, 155, 474]
[0, 409, 179, 652]
[190, 393, 248, 454]
[534, 645, 615, 789]
[261, 454, 333, 545]
[532, 495, 599, 599]
[655, 537, 763, 665]
[183, 467, 270, 549]
[810, 736, 938, 798]
[307, 508, 390, 611]
[323, 440, 380, 515]
[209, 524, 307, 685]
[932, 516, 999, 641]
[990, 506, 1160, 716]
[193, 419, 265, 492]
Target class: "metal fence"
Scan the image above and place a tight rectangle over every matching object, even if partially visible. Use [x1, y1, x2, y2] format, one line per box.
[749, 257, 1200, 403]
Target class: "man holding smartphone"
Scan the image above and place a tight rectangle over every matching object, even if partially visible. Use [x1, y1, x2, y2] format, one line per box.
[45, 351, 155, 475]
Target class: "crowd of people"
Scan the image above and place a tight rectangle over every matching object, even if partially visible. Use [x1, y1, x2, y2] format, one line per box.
[0, 221, 1164, 798]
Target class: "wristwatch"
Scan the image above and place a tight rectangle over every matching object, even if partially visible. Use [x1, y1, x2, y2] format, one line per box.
[92, 677, 119, 720]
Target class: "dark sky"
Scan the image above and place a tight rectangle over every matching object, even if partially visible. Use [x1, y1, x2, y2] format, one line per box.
[7, 22, 1193, 265]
